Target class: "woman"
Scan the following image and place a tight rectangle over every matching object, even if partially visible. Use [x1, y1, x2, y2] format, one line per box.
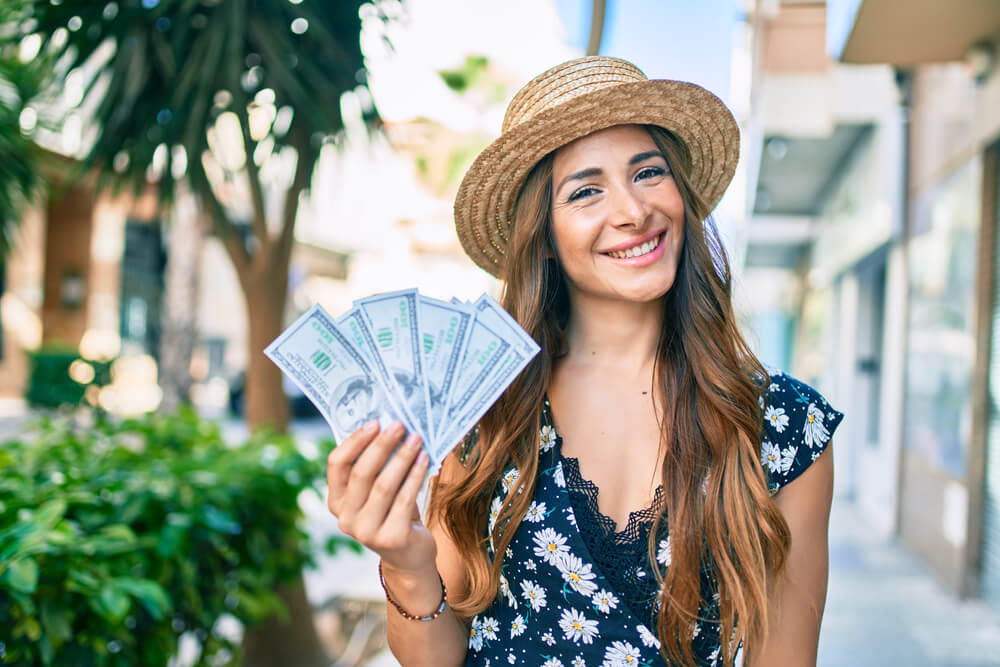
[326, 56, 843, 666]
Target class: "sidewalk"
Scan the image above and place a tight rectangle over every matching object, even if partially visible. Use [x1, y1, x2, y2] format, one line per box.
[818, 498, 1000, 666]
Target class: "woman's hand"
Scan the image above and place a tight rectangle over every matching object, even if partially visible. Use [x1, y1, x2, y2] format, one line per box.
[326, 420, 436, 575]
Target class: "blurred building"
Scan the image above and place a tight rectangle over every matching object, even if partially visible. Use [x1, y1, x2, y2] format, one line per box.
[742, 0, 1000, 611]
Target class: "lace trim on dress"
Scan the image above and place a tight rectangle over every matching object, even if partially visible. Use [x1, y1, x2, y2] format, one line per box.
[559, 450, 667, 626]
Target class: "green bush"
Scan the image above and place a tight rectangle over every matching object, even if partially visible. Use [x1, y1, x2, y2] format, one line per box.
[0, 410, 334, 666]
[24, 347, 113, 409]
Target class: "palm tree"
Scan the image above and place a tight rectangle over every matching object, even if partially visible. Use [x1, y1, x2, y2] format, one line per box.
[21, 1, 390, 664]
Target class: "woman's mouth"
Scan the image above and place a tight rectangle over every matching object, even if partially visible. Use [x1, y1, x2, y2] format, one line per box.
[602, 232, 666, 264]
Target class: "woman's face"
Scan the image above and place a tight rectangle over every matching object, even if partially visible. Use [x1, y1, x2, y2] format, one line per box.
[549, 124, 686, 305]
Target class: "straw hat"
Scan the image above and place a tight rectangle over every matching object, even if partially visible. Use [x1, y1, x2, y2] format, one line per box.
[453, 56, 740, 277]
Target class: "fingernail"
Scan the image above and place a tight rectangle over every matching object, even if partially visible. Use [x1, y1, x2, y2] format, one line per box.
[406, 434, 422, 449]
[364, 420, 379, 433]
[418, 452, 429, 465]
[392, 421, 405, 435]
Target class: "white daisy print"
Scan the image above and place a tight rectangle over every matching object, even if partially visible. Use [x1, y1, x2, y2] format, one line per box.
[708, 646, 721, 665]
[601, 640, 642, 666]
[656, 537, 672, 567]
[556, 553, 599, 596]
[468, 618, 484, 652]
[542, 657, 562, 667]
[532, 527, 570, 564]
[553, 462, 566, 488]
[499, 574, 517, 607]
[488, 496, 503, 533]
[803, 402, 831, 448]
[540, 424, 556, 452]
[637, 624, 660, 649]
[541, 630, 556, 646]
[525, 500, 547, 523]
[525, 559, 537, 571]
[780, 445, 798, 475]
[761, 440, 781, 473]
[508, 652, 516, 664]
[692, 623, 701, 639]
[480, 616, 499, 641]
[591, 588, 619, 613]
[501, 467, 520, 493]
[765, 405, 789, 432]
[558, 607, 600, 644]
[572, 657, 586, 667]
[520, 579, 547, 612]
[567, 507, 578, 527]
[509, 613, 526, 638]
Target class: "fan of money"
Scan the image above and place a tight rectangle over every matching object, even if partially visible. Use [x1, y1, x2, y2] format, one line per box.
[265, 289, 540, 473]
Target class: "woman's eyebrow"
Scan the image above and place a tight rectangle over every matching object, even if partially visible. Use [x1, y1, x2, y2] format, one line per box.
[629, 150, 665, 165]
[556, 151, 667, 194]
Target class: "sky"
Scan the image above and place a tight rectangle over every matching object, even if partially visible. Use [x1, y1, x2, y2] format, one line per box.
[554, 0, 736, 103]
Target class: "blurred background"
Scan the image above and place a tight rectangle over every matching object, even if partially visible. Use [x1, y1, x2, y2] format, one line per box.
[1, 0, 999, 665]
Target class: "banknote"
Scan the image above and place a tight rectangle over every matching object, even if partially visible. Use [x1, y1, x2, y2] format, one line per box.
[263, 304, 405, 443]
[336, 306, 421, 439]
[355, 289, 433, 446]
[417, 296, 474, 445]
[267, 291, 539, 474]
[435, 295, 541, 454]
[432, 318, 511, 462]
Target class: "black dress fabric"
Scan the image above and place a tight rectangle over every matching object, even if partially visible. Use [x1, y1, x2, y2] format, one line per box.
[463, 368, 844, 666]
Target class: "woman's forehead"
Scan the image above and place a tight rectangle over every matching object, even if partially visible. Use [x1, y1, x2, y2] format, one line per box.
[552, 124, 660, 173]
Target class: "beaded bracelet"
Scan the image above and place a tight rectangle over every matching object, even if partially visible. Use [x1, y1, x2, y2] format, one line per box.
[378, 559, 448, 622]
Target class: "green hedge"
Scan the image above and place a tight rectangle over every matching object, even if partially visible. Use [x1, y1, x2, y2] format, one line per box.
[0, 410, 336, 666]
[24, 347, 113, 408]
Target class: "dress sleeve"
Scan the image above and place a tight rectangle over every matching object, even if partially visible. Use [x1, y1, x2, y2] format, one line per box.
[759, 370, 844, 495]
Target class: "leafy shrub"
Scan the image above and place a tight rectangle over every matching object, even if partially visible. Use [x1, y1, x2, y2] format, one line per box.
[0, 410, 332, 666]
[24, 346, 113, 408]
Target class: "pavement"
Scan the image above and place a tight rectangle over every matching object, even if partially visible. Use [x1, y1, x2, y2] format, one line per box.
[818, 497, 1000, 667]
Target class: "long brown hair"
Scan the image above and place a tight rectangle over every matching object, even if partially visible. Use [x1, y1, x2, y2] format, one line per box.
[429, 124, 790, 666]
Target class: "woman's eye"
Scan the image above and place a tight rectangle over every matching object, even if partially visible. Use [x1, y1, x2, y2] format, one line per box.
[568, 186, 599, 202]
[636, 166, 665, 181]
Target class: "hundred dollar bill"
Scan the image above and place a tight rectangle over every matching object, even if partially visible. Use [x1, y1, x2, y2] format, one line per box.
[432, 318, 510, 463]
[353, 289, 433, 445]
[263, 304, 405, 443]
[435, 296, 541, 459]
[336, 306, 421, 439]
[417, 296, 474, 446]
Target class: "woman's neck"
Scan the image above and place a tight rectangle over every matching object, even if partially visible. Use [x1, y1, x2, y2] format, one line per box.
[562, 293, 664, 372]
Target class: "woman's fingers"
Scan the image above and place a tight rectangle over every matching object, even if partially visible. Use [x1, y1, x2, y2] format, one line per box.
[379, 448, 430, 543]
[326, 420, 380, 512]
[339, 420, 407, 514]
[350, 433, 424, 540]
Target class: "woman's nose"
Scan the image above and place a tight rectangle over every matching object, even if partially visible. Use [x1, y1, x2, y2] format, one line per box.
[607, 182, 650, 229]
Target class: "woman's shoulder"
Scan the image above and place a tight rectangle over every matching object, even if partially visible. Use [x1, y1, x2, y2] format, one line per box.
[757, 367, 844, 495]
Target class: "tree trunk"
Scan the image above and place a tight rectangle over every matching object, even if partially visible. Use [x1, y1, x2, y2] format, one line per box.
[242, 261, 291, 433]
[159, 193, 205, 413]
[238, 249, 329, 667]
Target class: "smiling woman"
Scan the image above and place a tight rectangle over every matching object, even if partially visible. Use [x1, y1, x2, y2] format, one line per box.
[325, 56, 843, 667]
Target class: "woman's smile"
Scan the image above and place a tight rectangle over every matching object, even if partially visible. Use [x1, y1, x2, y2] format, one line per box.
[600, 230, 666, 264]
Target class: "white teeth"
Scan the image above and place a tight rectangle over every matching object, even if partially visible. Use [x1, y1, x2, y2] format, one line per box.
[608, 235, 660, 259]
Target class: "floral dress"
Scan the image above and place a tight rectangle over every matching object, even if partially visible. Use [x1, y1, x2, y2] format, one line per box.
[463, 369, 844, 667]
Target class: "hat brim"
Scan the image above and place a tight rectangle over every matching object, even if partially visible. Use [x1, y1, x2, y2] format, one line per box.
[454, 79, 740, 277]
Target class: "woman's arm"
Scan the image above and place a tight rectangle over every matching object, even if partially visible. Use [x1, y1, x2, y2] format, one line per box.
[382, 452, 471, 666]
[752, 442, 835, 666]
[326, 424, 469, 667]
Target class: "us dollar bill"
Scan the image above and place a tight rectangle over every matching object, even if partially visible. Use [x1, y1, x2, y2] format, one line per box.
[435, 295, 541, 457]
[336, 306, 421, 439]
[263, 305, 405, 443]
[417, 296, 474, 446]
[432, 318, 510, 462]
[355, 289, 433, 446]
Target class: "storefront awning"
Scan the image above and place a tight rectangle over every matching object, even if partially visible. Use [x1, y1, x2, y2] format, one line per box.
[831, 0, 1000, 65]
